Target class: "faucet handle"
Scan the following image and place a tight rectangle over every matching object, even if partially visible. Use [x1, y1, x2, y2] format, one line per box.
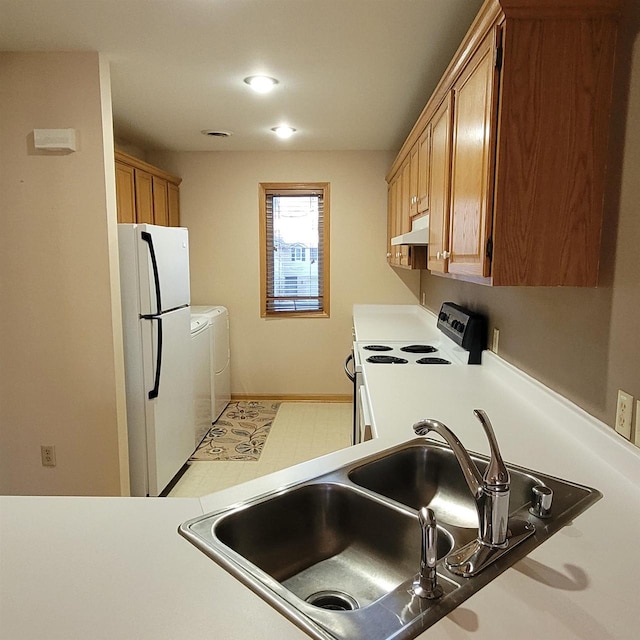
[473, 409, 509, 489]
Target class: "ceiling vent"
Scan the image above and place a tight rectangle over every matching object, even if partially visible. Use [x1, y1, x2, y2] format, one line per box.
[201, 130, 233, 137]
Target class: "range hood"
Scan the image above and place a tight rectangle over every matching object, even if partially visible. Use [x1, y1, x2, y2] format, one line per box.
[391, 215, 429, 245]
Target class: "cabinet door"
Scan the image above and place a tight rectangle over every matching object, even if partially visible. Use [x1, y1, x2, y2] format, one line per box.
[387, 180, 395, 264]
[427, 95, 453, 273]
[399, 161, 411, 267]
[417, 124, 431, 215]
[399, 160, 411, 235]
[168, 183, 180, 227]
[134, 169, 154, 224]
[152, 176, 169, 226]
[392, 175, 403, 266]
[115, 162, 135, 223]
[448, 32, 498, 278]
[409, 143, 420, 218]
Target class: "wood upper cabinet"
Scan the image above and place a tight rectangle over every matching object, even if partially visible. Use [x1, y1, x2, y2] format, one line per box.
[448, 29, 498, 279]
[386, 163, 426, 270]
[114, 150, 182, 227]
[489, 8, 618, 285]
[385, 0, 620, 286]
[427, 95, 453, 273]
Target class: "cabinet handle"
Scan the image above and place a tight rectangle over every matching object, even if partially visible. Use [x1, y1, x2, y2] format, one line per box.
[441, 251, 450, 259]
[386, 252, 392, 258]
[436, 251, 441, 260]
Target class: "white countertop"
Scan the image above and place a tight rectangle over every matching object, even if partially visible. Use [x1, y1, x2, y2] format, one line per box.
[2, 304, 640, 639]
[352, 303, 440, 342]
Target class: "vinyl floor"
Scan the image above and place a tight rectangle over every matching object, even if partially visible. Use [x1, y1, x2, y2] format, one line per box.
[168, 402, 352, 497]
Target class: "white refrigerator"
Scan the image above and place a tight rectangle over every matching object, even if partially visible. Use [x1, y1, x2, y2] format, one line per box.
[118, 223, 194, 497]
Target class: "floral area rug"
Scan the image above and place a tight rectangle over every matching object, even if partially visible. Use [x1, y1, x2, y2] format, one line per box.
[190, 400, 281, 462]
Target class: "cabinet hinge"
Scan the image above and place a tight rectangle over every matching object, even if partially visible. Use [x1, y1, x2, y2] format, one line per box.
[486, 237, 493, 260]
[494, 45, 503, 70]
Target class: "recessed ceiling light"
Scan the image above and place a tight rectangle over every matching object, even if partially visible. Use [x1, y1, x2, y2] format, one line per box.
[271, 126, 296, 139]
[244, 75, 279, 93]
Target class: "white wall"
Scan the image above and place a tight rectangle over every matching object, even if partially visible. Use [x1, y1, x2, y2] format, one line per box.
[0, 52, 129, 495]
[150, 150, 420, 397]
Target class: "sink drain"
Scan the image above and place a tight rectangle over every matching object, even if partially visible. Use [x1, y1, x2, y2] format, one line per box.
[305, 590, 359, 611]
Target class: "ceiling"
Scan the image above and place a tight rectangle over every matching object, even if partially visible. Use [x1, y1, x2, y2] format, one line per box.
[0, 0, 484, 152]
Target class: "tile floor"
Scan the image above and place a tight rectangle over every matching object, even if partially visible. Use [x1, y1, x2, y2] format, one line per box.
[168, 402, 352, 497]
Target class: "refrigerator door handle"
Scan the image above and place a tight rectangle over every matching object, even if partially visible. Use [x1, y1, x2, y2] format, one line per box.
[148, 317, 163, 399]
[141, 231, 163, 315]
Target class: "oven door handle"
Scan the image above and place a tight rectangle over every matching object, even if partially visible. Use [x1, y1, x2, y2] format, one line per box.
[344, 353, 355, 382]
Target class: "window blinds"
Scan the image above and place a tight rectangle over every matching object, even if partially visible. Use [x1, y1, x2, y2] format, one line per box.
[264, 188, 325, 313]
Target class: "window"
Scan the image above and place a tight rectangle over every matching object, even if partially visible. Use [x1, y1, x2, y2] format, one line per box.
[259, 182, 330, 317]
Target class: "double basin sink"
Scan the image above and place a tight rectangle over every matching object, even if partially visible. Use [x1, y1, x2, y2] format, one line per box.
[179, 438, 601, 640]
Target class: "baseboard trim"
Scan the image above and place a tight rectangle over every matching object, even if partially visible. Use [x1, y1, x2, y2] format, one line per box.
[231, 393, 352, 403]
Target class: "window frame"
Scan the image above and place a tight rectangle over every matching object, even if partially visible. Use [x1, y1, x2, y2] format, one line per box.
[259, 182, 330, 318]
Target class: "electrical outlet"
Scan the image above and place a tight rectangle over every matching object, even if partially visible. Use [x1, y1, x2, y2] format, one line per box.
[491, 328, 500, 354]
[634, 400, 640, 447]
[615, 390, 633, 439]
[41, 445, 56, 467]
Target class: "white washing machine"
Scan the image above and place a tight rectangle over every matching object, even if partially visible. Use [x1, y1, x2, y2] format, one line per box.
[191, 306, 231, 421]
[190, 315, 212, 446]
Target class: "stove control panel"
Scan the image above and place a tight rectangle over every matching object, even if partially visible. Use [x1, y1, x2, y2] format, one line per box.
[437, 302, 487, 364]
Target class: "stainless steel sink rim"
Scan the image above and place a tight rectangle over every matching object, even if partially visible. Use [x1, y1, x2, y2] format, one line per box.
[179, 438, 602, 640]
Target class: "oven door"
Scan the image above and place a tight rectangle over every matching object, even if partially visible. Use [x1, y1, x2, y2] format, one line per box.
[344, 352, 358, 445]
[357, 384, 373, 442]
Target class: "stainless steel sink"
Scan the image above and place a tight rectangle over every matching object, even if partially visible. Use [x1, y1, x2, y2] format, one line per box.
[215, 483, 453, 609]
[179, 439, 601, 640]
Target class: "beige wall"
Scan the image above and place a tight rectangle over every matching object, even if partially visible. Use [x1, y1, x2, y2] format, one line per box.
[0, 52, 129, 495]
[422, 1, 640, 429]
[149, 150, 420, 397]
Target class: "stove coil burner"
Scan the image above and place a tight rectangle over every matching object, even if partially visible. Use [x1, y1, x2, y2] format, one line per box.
[400, 345, 438, 354]
[363, 345, 393, 352]
[416, 357, 451, 365]
[366, 355, 409, 364]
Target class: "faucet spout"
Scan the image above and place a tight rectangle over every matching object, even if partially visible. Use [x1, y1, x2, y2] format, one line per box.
[413, 410, 511, 555]
[413, 418, 484, 500]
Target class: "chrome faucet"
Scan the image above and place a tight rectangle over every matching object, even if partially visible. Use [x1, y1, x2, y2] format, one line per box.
[413, 410, 516, 577]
